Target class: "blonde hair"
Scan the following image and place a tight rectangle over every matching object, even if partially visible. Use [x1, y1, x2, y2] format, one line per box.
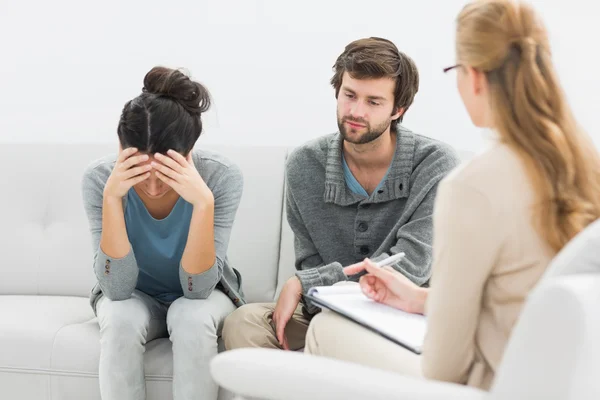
[456, 0, 600, 251]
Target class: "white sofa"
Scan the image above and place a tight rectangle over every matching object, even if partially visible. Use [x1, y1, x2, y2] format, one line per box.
[0, 143, 300, 400]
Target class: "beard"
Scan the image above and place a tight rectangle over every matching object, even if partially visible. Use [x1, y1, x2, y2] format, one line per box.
[337, 113, 392, 145]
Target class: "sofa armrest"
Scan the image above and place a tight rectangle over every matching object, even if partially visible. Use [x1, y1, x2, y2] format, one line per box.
[211, 349, 488, 400]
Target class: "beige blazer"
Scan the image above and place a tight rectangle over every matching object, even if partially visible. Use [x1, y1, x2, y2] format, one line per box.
[422, 141, 556, 390]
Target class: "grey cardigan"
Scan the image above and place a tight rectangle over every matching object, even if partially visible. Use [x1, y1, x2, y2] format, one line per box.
[286, 126, 461, 314]
[81, 148, 245, 313]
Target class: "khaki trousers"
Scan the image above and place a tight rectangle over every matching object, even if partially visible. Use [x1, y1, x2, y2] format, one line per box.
[222, 303, 310, 350]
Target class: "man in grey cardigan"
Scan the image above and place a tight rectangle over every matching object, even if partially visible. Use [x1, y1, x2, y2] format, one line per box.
[223, 37, 460, 350]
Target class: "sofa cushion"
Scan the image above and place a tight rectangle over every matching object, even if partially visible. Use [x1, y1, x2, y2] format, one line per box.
[0, 296, 95, 371]
[0, 295, 238, 400]
[0, 295, 179, 399]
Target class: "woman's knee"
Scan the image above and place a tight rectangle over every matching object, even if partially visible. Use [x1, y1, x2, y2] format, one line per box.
[305, 311, 339, 354]
[167, 297, 221, 341]
[97, 296, 152, 338]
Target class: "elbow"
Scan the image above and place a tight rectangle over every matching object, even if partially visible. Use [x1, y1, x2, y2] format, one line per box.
[183, 285, 217, 300]
[413, 268, 432, 287]
[397, 258, 432, 287]
[421, 341, 472, 384]
[96, 282, 135, 302]
[422, 357, 466, 385]
[102, 291, 134, 302]
[423, 368, 469, 386]
[180, 259, 221, 300]
[94, 267, 138, 302]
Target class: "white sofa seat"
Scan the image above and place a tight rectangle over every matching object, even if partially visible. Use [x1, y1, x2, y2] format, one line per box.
[0, 295, 183, 400]
[0, 296, 94, 374]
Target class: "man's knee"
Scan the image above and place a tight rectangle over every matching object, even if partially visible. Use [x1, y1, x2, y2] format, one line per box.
[222, 303, 274, 350]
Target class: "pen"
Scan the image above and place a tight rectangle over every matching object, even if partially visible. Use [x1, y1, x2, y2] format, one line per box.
[374, 252, 406, 268]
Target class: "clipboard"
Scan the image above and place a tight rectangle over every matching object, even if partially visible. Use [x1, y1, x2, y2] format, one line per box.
[303, 287, 425, 355]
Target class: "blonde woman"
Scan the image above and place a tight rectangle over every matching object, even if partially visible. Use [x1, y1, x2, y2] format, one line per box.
[303, 0, 600, 390]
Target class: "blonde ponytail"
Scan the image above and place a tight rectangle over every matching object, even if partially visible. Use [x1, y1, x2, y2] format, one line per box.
[457, 0, 600, 251]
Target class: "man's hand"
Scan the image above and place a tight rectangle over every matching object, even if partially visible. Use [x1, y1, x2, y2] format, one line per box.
[272, 276, 303, 350]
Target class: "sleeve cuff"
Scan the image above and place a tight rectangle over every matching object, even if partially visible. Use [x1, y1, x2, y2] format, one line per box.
[295, 262, 346, 294]
[180, 260, 220, 299]
[94, 246, 138, 301]
[296, 262, 347, 315]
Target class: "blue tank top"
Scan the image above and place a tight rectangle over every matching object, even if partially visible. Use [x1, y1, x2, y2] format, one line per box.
[124, 188, 193, 303]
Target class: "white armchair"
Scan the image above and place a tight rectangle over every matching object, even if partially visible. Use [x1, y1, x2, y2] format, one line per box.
[211, 273, 600, 400]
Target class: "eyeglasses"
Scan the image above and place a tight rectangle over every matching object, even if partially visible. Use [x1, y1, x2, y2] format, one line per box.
[443, 64, 462, 73]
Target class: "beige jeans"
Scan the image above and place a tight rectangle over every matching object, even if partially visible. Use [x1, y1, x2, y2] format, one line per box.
[304, 309, 423, 377]
[222, 303, 311, 350]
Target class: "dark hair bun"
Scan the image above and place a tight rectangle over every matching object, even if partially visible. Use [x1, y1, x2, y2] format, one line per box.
[142, 66, 211, 115]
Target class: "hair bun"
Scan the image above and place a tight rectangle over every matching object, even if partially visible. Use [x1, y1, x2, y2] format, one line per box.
[142, 66, 211, 116]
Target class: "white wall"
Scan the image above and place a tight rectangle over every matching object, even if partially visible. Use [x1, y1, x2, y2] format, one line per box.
[1, 0, 598, 152]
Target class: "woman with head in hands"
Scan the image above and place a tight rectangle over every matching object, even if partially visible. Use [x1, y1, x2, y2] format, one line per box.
[82, 66, 244, 400]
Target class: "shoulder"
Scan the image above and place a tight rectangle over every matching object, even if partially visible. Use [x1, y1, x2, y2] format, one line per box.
[397, 127, 461, 194]
[286, 133, 336, 182]
[287, 133, 336, 170]
[410, 130, 462, 177]
[82, 153, 117, 194]
[190, 148, 243, 193]
[440, 142, 532, 208]
[444, 142, 523, 187]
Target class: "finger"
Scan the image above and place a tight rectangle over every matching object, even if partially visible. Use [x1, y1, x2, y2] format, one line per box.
[359, 274, 376, 287]
[359, 274, 375, 291]
[343, 261, 366, 276]
[276, 317, 288, 347]
[373, 292, 383, 302]
[123, 164, 152, 179]
[359, 275, 376, 297]
[167, 149, 190, 167]
[282, 335, 290, 351]
[155, 152, 186, 174]
[125, 171, 151, 186]
[364, 259, 397, 281]
[151, 161, 181, 181]
[372, 281, 387, 303]
[121, 153, 149, 170]
[117, 147, 138, 163]
[359, 277, 373, 297]
[155, 170, 178, 188]
[186, 152, 193, 164]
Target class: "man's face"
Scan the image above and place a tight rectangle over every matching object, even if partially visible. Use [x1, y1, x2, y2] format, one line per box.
[336, 72, 401, 144]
